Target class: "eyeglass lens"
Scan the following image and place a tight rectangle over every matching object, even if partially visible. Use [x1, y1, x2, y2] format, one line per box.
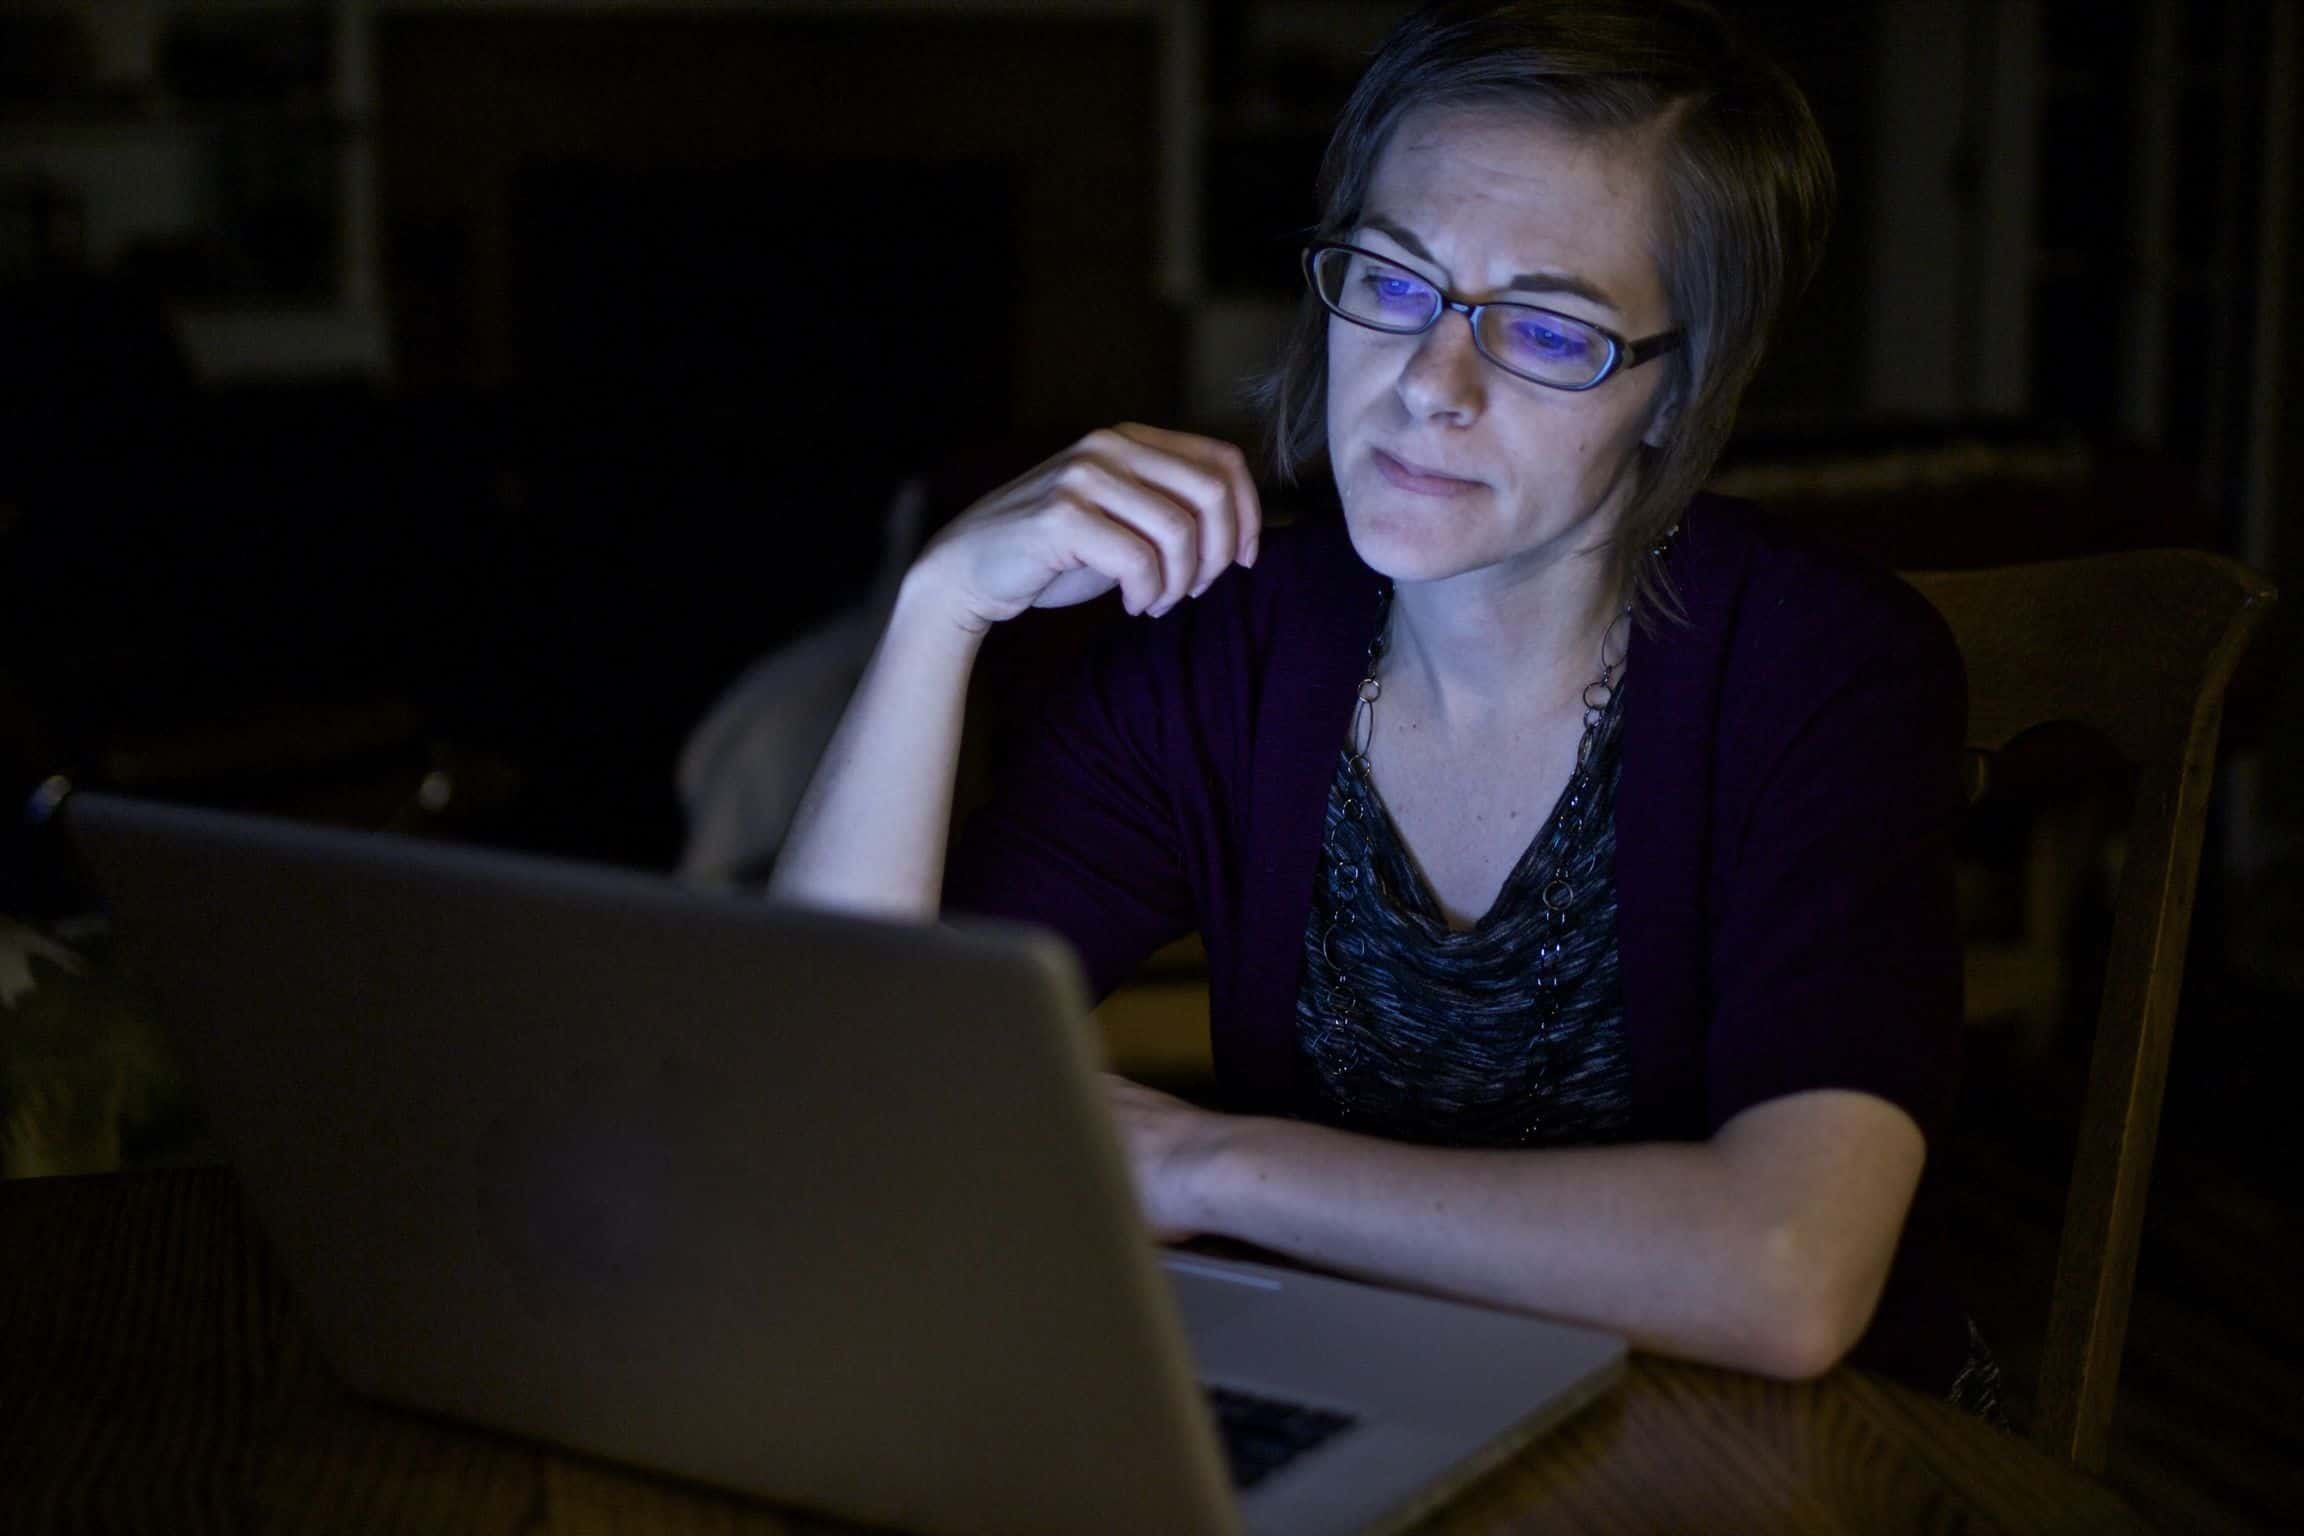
[1309, 246, 1614, 389]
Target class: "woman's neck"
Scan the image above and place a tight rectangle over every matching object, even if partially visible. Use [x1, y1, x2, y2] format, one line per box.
[1384, 550, 1624, 733]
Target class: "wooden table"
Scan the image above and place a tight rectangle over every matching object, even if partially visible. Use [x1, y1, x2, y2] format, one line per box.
[0, 1167, 2151, 1534]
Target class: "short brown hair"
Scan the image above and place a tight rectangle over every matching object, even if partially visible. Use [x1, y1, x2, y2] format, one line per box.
[1259, 0, 1834, 626]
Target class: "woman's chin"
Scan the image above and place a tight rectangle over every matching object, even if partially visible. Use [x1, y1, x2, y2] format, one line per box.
[1341, 500, 1487, 586]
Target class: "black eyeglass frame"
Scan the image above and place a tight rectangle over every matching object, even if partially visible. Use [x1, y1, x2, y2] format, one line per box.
[1302, 241, 1685, 393]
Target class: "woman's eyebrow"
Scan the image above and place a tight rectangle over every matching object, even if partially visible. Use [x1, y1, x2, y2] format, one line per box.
[1359, 214, 1624, 316]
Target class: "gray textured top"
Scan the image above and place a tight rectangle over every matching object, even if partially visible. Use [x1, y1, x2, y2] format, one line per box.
[1288, 682, 2004, 1422]
[1295, 681, 1632, 1148]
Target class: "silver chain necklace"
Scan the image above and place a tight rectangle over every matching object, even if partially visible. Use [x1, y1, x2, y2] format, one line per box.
[1309, 528, 1676, 1126]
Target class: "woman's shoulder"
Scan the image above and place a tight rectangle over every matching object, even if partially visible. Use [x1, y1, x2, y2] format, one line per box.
[1234, 513, 1368, 598]
[1170, 513, 1376, 662]
[1055, 513, 1369, 740]
[1677, 492, 1962, 686]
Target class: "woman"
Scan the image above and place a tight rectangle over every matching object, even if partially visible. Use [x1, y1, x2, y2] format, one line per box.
[771, 0, 1998, 1413]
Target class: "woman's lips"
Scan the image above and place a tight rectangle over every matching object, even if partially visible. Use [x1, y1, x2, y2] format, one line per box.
[1372, 448, 1481, 497]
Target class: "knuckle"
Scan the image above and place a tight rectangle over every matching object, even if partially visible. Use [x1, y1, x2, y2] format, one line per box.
[1043, 490, 1094, 530]
[1183, 464, 1228, 510]
[1150, 503, 1198, 547]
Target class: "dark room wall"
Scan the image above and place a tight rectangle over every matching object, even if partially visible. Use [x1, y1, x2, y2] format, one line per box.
[376, 11, 1177, 433]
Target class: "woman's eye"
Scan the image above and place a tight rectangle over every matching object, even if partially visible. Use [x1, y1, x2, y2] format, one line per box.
[1510, 320, 1589, 358]
[1360, 271, 1433, 310]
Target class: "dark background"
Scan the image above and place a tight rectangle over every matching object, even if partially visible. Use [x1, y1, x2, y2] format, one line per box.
[2, 1, 2296, 880]
[1, 5, 2300, 1526]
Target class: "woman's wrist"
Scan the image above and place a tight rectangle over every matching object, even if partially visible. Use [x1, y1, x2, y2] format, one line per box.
[1179, 1111, 1289, 1240]
[889, 559, 995, 657]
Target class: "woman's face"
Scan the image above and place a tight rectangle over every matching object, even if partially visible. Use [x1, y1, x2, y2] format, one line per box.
[1325, 105, 1680, 589]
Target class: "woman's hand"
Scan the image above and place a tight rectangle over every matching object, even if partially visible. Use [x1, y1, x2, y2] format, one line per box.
[907, 424, 1262, 637]
[1100, 1074, 1238, 1244]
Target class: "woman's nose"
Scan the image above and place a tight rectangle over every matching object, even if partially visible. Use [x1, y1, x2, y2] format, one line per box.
[1393, 309, 1486, 424]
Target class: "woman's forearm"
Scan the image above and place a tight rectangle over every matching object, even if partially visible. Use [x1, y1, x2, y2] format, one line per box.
[1180, 1100, 1909, 1380]
[766, 572, 983, 921]
[767, 425, 1258, 920]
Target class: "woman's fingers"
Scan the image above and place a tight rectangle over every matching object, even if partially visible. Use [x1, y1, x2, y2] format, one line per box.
[916, 424, 1262, 632]
[1051, 455, 1202, 613]
[1110, 423, 1263, 576]
[1089, 428, 1232, 599]
[1044, 492, 1166, 615]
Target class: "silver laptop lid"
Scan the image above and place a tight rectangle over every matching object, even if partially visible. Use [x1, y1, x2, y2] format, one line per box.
[65, 790, 1238, 1536]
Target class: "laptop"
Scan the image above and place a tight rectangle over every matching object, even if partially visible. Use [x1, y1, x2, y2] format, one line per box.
[59, 789, 1624, 1536]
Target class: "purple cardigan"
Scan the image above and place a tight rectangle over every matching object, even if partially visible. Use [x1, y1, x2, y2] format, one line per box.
[946, 493, 1971, 1389]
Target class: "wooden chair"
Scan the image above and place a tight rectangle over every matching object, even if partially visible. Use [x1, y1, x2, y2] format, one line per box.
[1902, 551, 2276, 1474]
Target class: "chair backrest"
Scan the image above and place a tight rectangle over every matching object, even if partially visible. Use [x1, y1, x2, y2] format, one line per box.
[1901, 551, 2276, 1474]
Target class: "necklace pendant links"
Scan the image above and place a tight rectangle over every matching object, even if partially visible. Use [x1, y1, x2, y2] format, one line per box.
[1312, 579, 1625, 1133]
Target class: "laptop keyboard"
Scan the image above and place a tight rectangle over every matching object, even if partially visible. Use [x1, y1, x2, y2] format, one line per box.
[1205, 1383, 1359, 1490]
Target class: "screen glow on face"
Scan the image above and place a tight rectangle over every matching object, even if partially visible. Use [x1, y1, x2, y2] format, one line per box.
[1357, 257, 1438, 319]
[1495, 306, 1598, 371]
[1321, 246, 1614, 387]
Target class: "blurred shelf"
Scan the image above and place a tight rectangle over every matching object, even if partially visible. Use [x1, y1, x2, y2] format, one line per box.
[174, 303, 388, 383]
[0, 0, 380, 381]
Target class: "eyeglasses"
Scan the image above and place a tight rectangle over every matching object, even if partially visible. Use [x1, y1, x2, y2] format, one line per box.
[1302, 242, 1684, 393]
